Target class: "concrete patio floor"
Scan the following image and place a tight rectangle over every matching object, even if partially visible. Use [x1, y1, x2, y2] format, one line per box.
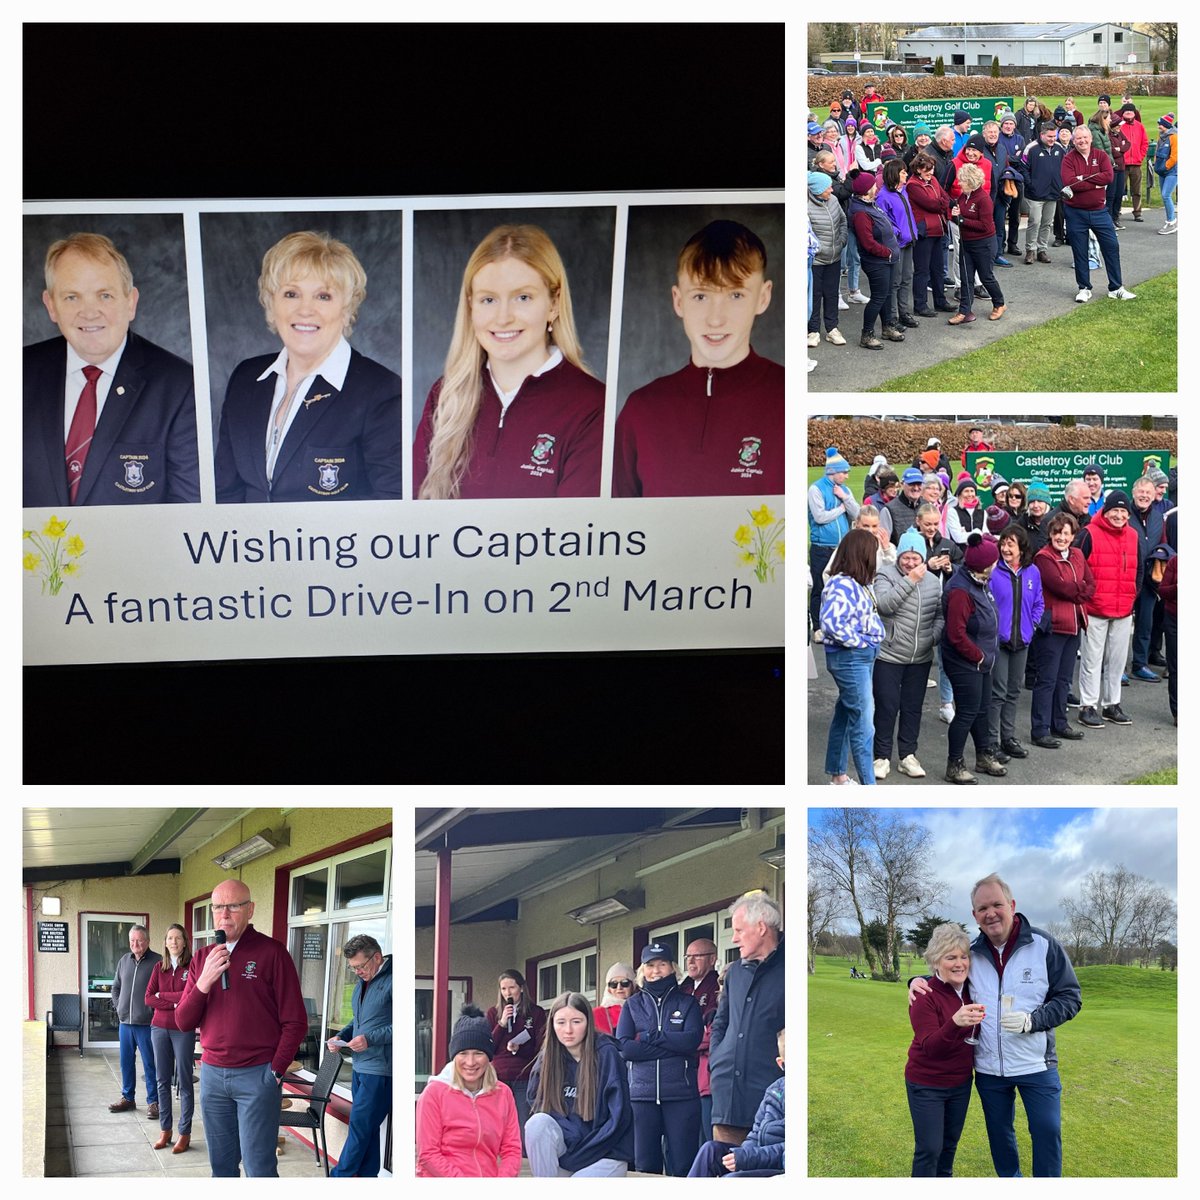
[43, 1047, 328, 1177]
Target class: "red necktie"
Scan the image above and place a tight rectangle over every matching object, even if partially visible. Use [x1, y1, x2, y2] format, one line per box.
[66, 365, 101, 505]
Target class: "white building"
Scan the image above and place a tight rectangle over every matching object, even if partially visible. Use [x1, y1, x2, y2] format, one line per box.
[897, 23, 1152, 72]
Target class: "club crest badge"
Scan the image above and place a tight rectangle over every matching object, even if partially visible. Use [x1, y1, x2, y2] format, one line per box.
[124, 459, 145, 488]
[115, 453, 155, 494]
[242, 960, 258, 980]
[521, 433, 558, 478]
[732, 436, 765, 479]
[319, 463, 340, 491]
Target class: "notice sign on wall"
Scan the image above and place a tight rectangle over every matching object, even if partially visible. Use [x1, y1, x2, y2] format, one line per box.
[39, 921, 69, 952]
[302, 929, 325, 960]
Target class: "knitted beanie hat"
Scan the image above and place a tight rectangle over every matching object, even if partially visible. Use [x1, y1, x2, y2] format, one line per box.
[954, 109, 970, 125]
[897, 527, 927, 559]
[921, 450, 941, 471]
[955, 472, 977, 496]
[1159, 113, 1175, 129]
[825, 447, 851, 474]
[852, 172, 878, 195]
[1083, 463, 1105, 481]
[964, 531, 999, 572]
[985, 505, 1011, 536]
[914, 121, 932, 137]
[989, 472, 1009, 492]
[1147, 466, 1169, 486]
[1026, 479, 1052, 504]
[1103, 490, 1131, 515]
[448, 1004, 494, 1060]
[809, 170, 833, 197]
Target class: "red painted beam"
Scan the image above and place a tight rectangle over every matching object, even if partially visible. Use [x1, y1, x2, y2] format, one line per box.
[432, 846, 452, 1073]
[26, 886, 35, 1020]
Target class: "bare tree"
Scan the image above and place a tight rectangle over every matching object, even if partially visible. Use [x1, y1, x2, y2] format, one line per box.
[809, 809, 882, 977]
[1060, 865, 1173, 965]
[1136, 22, 1178, 69]
[808, 872, 843, 974]
[1129, 888, 1177, 967]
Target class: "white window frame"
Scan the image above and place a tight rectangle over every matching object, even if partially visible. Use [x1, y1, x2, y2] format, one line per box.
[534, 945, 598, 1005]
[650, 909, 736, 970]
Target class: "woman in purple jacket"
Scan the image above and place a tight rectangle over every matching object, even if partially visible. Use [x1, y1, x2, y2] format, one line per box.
[876, 157, 920, 333]
[907, 153, 956, 316]
[985, 524, 1045, 764]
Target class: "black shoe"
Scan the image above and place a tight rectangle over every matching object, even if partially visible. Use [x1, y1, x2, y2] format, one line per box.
[1078, 706, 1104, 728]
[1001, 737, 1028, 758]
[1031, 734, 1062, 749]
[1133, 214, 1144, 222]
[1066, 692, 1080, 707]
[1052, 725, 1085, 740]
[1148, 652, 1167, 667]
[1102, 704, 1133, 725]
[987, 745, 1011, 765]
[914, 308, 936, 318]
[900, 314, 920, 328]
[934, 301, 957, 312]
[974, 285, 989, 298]
[1007, 244, 1021, 256]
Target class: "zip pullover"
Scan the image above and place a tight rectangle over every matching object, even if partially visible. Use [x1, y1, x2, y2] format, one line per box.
[112, 949, 162, 1025]
[416, 1061, 521, 1177]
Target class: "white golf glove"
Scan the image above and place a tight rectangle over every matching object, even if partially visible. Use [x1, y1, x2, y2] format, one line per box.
[1000, 1010, 1033, 1033]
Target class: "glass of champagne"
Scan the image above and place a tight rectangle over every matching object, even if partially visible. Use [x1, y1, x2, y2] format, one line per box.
[1002, 994, 1014, 1029]
[965, 1002, 983, 1045]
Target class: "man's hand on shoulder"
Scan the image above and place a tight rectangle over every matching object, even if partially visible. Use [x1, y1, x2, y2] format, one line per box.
[908, 976, 932, 1007]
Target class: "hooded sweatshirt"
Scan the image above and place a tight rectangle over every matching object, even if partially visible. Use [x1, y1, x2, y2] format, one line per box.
[416, 1061, 521, 1177]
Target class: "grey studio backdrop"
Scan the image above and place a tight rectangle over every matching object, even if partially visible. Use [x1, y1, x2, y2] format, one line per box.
[412, 208, 615, 441]
[616, 204, 785, 418]
[200, 211, 403, 441]
[23, 213, 194, 362]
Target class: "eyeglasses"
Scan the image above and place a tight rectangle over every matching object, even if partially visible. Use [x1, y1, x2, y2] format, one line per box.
[608, 979, 633, 989]
[211, 901, 250, 913]
[684, 953, 716, 961]
[348, 957, 379, 975]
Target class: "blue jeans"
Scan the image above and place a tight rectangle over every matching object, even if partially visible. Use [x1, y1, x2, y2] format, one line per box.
[119, 1021, 158, 1104]
[974, 1067, 1063, 1177]
[1159, 170, 1177, 221]
[151, 1026, 195, 1132]
[201, 1060, 282, 1177]
[331, 1070, 391, 1176]
[842, 232, 861, 291]
[906, 1078, 972, 1176]
[824, 644, 879, 782]
[1064, 206, 1122, 291]
[1131, 586, 1158, 670]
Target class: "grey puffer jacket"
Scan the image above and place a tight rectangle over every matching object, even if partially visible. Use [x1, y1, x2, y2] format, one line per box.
[807, 193, 847, 265]
[873, 559, 945, 665]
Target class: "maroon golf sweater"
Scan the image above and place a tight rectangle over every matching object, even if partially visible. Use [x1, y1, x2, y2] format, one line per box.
[905, 975, 976, 1087]
[174, 925, 307, 1075]
[613, 349, 784, 497]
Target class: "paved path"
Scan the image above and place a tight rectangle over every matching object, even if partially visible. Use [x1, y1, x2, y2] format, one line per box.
[806, 638, 1176, 786]
[807, 208, 1177, 392]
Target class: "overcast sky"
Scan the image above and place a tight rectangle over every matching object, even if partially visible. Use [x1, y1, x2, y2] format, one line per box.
[809, 808, 1177, 934]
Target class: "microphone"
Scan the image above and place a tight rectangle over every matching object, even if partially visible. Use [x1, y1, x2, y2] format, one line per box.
[214, 929, 229, 990]
[508, 1010, 514, 1034]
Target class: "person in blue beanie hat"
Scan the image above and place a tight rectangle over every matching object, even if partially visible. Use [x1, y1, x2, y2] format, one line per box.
[809, 448, 859, 643]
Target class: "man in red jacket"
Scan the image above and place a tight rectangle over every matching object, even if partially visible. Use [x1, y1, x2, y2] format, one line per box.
[175, 879, 308, 1176]
[1074, 491, 1140, 728]
[1116, 104, 1149, 221]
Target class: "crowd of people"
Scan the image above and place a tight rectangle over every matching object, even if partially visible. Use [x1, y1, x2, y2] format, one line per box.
[415, 892, 785, 1176]
[810, 432, 1177, 784]
[807, 84, 1179, 370]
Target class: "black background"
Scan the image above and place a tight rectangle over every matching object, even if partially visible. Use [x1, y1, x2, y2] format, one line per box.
[24, 22, 785, 784]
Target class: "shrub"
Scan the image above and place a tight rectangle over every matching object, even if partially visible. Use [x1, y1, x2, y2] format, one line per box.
[1141, 415, 1154, 431]
[991, 57, 1000, 78]
[934, 55, 944, 77]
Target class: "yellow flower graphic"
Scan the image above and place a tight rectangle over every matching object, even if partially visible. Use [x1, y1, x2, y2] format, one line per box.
[750, 504, 775, 527]
[23, 529, 32, 540]
[733, 525, 754, 547]
[23, 552, 41, 572]
[739, 550, 757, 565]
[63, 560, 80, 576]
[43, 516, 69, 538]
[24, 515, 85, 596]
[66, 535, 86, 557]
[731, 505, 785, 583]
[777, 542, 785, 561]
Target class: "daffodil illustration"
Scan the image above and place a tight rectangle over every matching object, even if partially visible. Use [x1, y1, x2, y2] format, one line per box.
[732, 506, 785, 583]
[23, 516, 85, 596]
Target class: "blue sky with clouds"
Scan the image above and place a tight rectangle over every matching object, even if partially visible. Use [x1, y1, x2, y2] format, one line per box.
[808, 807, 1177, 934]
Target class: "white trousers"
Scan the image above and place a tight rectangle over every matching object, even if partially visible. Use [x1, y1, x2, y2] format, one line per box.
[525, 1112, 629, 1177]
[1079, 613, 1132, 708]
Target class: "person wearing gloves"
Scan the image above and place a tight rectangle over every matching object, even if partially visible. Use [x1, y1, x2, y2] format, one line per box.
[941, 532, 1006, 784]
[808, 446, 859, 643]
[907, 152, 956, 316]
[593, 963, 639, 1036]
[616, 944, 703, 1174]
[485, 969, 546, 1156]
[417, 1004, 521, 1176]
[1062, 124, 1136, 302]
[527, 992, 634, 1176]
[871, 526, 946, 780]
[808, 170, 849, 348]
[1154, 114, 1178, 234]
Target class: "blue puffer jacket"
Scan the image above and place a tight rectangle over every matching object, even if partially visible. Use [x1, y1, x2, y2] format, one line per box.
[991, 561, 1045, 651]
[616, 980, 702, 1103]
[334, 954, 392, 1076]
[733, 1075, 785, 1173]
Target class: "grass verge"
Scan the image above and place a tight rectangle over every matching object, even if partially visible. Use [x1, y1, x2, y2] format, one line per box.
[1130, 766, 1178, 784]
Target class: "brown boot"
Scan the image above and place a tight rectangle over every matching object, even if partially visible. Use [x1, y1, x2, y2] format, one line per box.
[1037, 250, 1051, 263]
[172, 1133, 191, 1154]
[1024, 248, 1036, 264]
[154, 1129, 173, 1149]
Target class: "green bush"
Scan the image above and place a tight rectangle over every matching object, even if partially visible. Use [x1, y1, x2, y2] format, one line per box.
[991, 56, 1000, 78]
[934, 56, 944, 77]
[1103, 65, 1111, 79]
[1062, 415, 1076, 428]
[1142, 415, 1155, 431]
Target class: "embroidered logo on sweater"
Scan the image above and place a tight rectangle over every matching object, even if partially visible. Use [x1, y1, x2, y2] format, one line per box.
[521, 434, 557, 478]
[242, 960, 258, 980]
[732, 437, 764, 479]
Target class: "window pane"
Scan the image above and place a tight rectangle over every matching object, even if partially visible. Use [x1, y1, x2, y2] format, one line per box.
[289, 925, 327, 1073]
[562, 959, 581, 993]
[334, 850, 387, 910]
[585, 954, 597, 993]
[539, 965, 557, 1003]
[292, 868, 328, 917]
[192, 905, 206, 933]
[650, 932, 679, 964]
[416, 989, 433, 1080]
[685, 922, 715, 947]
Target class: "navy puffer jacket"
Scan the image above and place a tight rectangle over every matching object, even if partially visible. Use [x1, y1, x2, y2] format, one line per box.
[616, 979, 702, 1103]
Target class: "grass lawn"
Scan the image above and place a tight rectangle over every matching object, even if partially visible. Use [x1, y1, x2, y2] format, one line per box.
[808, 954, 1178, 1177]
[872, 270, 1177, 393]
[1131, 766, 1178, 784]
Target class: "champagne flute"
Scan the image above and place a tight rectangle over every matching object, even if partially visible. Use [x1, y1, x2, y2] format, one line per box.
[965, 1003, 983, 1045]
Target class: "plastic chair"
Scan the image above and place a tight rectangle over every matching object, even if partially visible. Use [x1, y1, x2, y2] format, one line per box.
[277, 1051, 343, 1175]
[46, 993, 84, 1058]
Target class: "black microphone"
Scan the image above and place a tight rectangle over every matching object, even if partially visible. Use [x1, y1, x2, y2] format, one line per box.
[507, 1010, 514, 1034]
[214, 929, 229, 990]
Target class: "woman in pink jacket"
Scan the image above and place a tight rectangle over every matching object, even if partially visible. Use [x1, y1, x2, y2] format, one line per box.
[417, 1006, 521, 1176]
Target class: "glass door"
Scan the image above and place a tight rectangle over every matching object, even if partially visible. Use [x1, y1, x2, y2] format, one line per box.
[82, 914, 139, 1048]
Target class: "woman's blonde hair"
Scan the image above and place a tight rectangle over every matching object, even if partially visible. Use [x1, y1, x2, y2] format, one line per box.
[924, 923, 971, 971]
[258, 231, 367, 337]
[419, 224, 590, 500]
[956, 163, 985, 193]
[450, 1055, 498, 1093]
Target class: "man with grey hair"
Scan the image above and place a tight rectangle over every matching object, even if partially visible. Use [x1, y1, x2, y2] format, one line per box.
[1056, 479, 1093, 531]
[109, 924, 163, 1116]
[912, 873, 1081, 1176]
[326, 934, 392, 1176]
[930, 127, 959, 288]
[708, 892, 784, 1146]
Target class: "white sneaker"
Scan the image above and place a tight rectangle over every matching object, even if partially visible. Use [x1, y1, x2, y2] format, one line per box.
[898, 754, 927, 778]
[1075, 288, 1092, 303]
[1108, 286, 1137, 300]
[807, 357, 818, 373]
[873, 757, 890, 779]
[1158, 219, 1178, 234]
[829, 776, 860, 785]
[807, 331, 820, 347]
[939, 702, 956, 724]
[837, 294, 850, 310]
[926, 677, 938, 688]
[826, 328, 847, 346]
[848, 290, 868, 304]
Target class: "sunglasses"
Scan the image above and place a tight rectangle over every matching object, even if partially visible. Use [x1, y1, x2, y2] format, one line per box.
[608, 979, 633, 989]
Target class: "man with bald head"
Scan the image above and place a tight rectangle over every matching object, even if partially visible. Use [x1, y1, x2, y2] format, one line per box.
[176, 879, 307, 1176]
[680, 938, 721, 1143]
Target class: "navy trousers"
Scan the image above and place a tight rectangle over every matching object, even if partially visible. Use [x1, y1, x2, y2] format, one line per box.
[906, 1078, 972, 1176]
[632, 1097, 700, 1175]
[330, 1070, 391, 1176]
[1031, 630, 1079, 737]
[975, 1067, 1063, 1177]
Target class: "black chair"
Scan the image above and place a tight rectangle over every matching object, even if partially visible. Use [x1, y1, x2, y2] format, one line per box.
[278, 1051, 343, 1175]
[46, 993, 84, 1058]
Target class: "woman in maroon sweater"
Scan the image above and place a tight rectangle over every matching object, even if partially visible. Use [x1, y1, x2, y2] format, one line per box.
[905, 923, 984, 1176]
[907, 153, 956, 316]
[145, 924, 196, 1153]
[948, 162, 1005, 324]
[486, 969, 547, 1153]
